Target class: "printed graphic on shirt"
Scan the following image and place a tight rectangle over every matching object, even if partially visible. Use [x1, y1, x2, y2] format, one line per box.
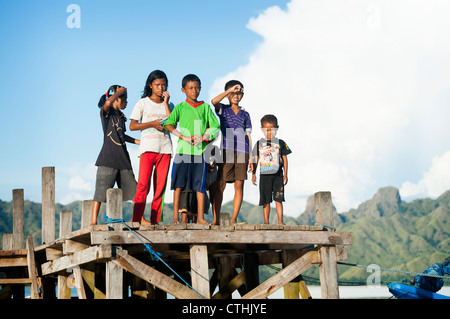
[255, 138, 292, 175]
[259, 140, 282, 174]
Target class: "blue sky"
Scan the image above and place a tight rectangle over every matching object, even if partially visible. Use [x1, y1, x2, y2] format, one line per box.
[1, 0, 450, 217]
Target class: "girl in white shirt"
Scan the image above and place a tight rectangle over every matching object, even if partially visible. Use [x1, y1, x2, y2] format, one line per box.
[129, 70, 173, 225]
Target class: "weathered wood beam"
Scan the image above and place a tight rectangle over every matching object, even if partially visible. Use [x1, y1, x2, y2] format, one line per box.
[41, 244, 112, 275]
[91, 230, 353, 246]
[112, 249, 203, 299]
[26, 236, 40, 299]
[212, 270, 246, 299]
[13, 189, 25, 250]
[42, 167, 55, 245]
[190, 245, 210, 299]
[241, 249, 319, 299]
[315, 191, 340, 299]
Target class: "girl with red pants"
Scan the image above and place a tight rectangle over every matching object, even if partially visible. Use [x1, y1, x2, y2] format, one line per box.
[129, 70, 173, 225]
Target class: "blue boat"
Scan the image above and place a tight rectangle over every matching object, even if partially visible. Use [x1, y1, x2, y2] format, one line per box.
[388, 282, 449, 299]
[388, 258, 450, 299]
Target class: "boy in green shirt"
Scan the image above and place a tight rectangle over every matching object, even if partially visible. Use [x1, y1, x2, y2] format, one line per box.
[165, 74, 220, 224]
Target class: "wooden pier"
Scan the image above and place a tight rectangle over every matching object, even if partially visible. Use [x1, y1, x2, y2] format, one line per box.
[0, 167, 353, 299]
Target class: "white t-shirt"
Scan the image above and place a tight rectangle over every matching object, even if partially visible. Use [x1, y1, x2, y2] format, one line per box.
[129, 97, 174, 156]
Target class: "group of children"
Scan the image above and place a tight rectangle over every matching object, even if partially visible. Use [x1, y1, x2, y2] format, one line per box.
[90, 70, 291, 226]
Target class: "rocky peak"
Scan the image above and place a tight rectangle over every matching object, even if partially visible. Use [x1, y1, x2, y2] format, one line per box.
[353, 186, 401, 218]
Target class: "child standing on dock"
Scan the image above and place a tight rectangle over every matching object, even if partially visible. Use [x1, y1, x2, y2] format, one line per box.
[211, 80, 252, 225]
[91, 85, 140, 225]
[252, 114, 291, 225]
[164, 74, 220, 224]
[129, 70, 173, 225]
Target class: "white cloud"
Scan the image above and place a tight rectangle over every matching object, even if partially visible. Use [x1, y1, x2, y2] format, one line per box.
[209, 0, 450, 215]
[400, 150, 450, 199]
[57, 163, 97, 204]
[69, 176, 92, 192]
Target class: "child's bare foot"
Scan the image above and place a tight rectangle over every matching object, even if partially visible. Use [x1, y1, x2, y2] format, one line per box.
[230, 218, 237, 225]
[140, 218, 151, 226]
[196, 218, 210, 225]
[170, 218, 179, 224]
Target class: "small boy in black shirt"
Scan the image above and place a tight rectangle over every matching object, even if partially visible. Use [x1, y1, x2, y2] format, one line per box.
[252, 114, 291, 224]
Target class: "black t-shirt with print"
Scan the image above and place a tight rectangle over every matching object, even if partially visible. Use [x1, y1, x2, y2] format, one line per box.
[252, 138, 292, 176]
[95, 108, 132, 170]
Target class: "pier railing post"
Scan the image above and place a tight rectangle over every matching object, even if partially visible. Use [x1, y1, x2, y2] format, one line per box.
[57, 210, 72, 299]
[190, 245, 210, 299]
[106, 188, 123, 299]
[315, 191, 339, 299]
[12, 189, 25, 250]
[42, 167, 55, 245]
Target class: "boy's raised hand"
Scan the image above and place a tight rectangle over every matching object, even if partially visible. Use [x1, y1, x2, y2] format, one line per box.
[227, 84, 243, 95]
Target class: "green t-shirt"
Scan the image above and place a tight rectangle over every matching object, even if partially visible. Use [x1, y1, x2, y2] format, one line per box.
[165, 101, 220, 155]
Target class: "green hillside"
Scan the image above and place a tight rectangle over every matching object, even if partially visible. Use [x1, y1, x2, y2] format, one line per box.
[0, 186, 448, 285]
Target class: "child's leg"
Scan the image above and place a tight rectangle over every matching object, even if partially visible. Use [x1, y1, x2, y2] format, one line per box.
[91, 201, 101, 225]
[172, 187, 182, 223]
[150, 154, 171, 224]
[263, 203, 270, 224]
[132, 153, 155, 224]
[230, 180, 244, 224]
[275, 201, 284, 225]
[208, 180, 222, 225]
[196, 191, 209, 224]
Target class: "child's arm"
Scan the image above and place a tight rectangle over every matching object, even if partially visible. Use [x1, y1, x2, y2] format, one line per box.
[129, 119, 164, 131]
[162, 91, 172, 117]
[103, 87, 126, 113]
[125, 134, 140, 145]
[247, 131, 253, 173]
[164, 124, 192, 144]
[251, 154, 259, 186]
[282, 155, 288, 185]
[211, 84, 242, 112]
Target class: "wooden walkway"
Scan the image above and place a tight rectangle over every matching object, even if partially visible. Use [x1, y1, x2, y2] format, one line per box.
[0, 167, 353, 299]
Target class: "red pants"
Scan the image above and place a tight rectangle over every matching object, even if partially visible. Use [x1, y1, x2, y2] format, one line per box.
[132, 152, 171, 224]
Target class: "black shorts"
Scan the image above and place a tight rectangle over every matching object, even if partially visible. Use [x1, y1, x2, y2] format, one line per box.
[259, 174, 285, 206]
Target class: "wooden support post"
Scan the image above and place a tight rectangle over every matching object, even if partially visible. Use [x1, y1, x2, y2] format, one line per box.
[106, 188, 123, 299]
[190, 245, 210, 299]
[81, 200, 94, 229]
[217, 256, 233, 298]
[13, 189, 24, 250]
[26, 236, 40, 299]
[80, 199, 96, 298]
[220, 213, 230, 226]
[60, 210, 72, 237]
[42, 167, 55, 245]
[2, 234, 13, 250]
[315, 191, 339, 299]
[58, 210, 72, 299]
[244, 253, 260, 292]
